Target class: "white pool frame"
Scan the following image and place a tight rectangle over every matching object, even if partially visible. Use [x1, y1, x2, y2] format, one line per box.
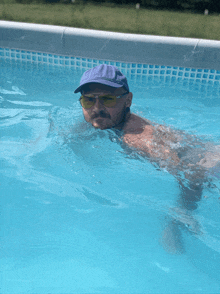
[1, 20, 220, 70]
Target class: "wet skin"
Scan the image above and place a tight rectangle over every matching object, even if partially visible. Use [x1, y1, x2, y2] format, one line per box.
[80, 83, 220, 254]
[82, 83, 181, 164]
[81, 83, 132, 130]
[82, 83, 220, 168]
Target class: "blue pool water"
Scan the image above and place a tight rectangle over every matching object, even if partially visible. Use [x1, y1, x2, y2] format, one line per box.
[1, 57, 220, 293]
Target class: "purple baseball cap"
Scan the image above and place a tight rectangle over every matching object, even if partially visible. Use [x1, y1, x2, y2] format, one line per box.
[74, 64, 129, 93]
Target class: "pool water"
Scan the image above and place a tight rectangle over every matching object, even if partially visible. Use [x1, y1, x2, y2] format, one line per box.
[1, 59, 220, 293]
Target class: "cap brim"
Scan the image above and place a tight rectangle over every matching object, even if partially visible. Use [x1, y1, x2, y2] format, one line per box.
[74, 80, 125, 93]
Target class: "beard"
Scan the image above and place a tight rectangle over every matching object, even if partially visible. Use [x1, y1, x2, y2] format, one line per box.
[90, 109, 111, 120]
[86, 106, 130, 130]
[89, 109, 111, 129]
[92, 117, 111, 130]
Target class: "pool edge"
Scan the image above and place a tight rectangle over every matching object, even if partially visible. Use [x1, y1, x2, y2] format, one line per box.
[1, 20, 220, 70]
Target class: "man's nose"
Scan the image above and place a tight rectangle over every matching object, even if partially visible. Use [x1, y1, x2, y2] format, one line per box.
[93, 98, 104, 110]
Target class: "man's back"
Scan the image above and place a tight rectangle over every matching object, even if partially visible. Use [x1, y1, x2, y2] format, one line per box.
[122, 113, 220, 170]
[122, 113, 181, 164]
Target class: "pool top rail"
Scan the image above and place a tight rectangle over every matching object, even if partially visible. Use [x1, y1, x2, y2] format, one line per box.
[1, 20, 220, 70]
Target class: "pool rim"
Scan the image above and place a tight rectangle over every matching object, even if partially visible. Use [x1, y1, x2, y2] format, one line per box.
[1, 20, 220, 70]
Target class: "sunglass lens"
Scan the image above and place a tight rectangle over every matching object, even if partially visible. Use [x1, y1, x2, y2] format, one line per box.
[100, 95, 117, 107]
[80, 95, 117, 108]
[80, 96, 95, 109]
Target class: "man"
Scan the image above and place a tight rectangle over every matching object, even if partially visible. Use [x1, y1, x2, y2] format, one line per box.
[74, 64, 220, 253]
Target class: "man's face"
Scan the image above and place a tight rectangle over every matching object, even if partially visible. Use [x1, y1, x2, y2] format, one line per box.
[81, 83, 132, 130]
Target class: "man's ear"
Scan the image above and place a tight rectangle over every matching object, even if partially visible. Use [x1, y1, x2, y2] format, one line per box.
[126, 92, 133, 108]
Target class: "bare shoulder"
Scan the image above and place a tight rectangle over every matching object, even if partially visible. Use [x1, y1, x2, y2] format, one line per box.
[122, 114, 154, 148]
[123, 114, 180, 145]
[122, 114, 181, 162]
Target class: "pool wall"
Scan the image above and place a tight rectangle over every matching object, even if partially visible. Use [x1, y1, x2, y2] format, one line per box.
[1, 20, 220, 70]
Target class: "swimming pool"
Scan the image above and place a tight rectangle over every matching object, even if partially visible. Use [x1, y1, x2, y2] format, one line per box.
[1, 22, 220, 293]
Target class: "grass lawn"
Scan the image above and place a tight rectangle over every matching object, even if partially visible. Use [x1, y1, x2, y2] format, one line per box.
[1, 0, 220, 40]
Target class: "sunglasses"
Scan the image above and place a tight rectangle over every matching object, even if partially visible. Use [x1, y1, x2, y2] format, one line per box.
[79, 92, 128, 109]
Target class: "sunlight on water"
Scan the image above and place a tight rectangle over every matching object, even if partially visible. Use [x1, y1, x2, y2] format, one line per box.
[0, 60, 220, 293]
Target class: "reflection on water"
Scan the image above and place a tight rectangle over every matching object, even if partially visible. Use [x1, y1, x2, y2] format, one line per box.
[1, 61, 220, 293]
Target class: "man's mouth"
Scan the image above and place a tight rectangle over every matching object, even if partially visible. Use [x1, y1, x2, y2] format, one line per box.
[93, 116, 106, 120]
[93, 117, 107, 124]
[90, 111, 110, 120]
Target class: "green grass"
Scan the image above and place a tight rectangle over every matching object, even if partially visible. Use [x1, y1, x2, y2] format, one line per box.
[1, 1, 220, 40]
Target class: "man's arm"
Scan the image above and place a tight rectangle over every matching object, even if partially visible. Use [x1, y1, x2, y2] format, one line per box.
[122, 114, 208, 253]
